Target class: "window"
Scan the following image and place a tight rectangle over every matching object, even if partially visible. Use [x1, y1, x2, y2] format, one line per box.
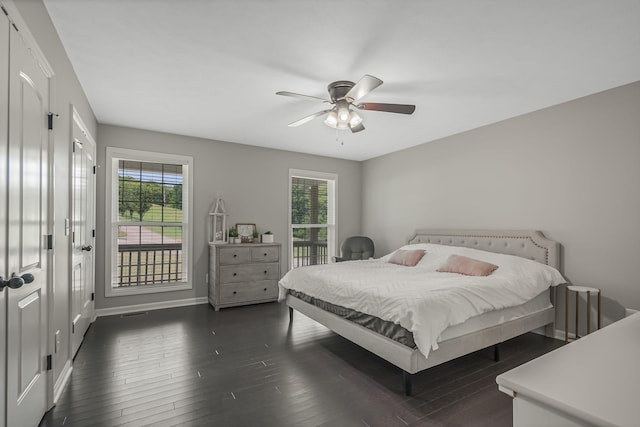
[105, 147, 193, 296]
[289, 169, 337, 268]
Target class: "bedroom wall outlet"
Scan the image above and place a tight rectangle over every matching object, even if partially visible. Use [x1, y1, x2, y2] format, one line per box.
[55, 330, 61, 353]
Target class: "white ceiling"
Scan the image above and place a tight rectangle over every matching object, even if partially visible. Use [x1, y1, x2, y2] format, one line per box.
[43, 0, 640, 161]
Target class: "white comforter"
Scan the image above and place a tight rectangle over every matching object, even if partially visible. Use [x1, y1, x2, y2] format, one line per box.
[279, 243, 566, 358]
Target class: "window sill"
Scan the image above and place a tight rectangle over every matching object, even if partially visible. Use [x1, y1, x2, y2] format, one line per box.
[105, 281, 192, 298]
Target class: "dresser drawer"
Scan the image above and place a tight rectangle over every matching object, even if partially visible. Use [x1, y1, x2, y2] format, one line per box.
[219, 280, 278, 303]
[218, 247, 250, 264]
[250, 246, 279, 263]
[219, 262, 279, 283]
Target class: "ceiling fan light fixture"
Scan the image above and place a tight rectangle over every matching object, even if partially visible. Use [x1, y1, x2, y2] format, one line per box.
[338, 107, 350, 123]
[348, 110, 362, 127]
[324, 110, 338, 128]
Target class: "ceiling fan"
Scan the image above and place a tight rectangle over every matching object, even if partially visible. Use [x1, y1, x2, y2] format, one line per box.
[276, 75, 415, 133]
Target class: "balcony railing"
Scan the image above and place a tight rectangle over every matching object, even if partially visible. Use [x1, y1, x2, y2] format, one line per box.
[292, 240, 327, 267]
[117, 243, 182, 287]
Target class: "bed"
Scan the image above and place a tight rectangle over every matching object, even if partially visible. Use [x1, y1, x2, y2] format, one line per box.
[280, 229, 565, 395]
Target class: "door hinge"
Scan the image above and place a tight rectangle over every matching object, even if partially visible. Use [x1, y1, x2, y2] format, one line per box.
[92, 229, 96, 238]
[47, 112, 59, 130]
[46, 354, 52, 371]
[72, 231, 75, 244]
[93, 165, 96, 174]
[91, 292, 95, 301]
[46, 234, 53, 250]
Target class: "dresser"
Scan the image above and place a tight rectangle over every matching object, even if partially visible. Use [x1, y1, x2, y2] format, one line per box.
[209, 243, 281, 310]
[497, 313, 640, 427]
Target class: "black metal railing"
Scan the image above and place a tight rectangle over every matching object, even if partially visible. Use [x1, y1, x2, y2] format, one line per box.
[292, 240, 328, 267]
[117, 243, 182, 286]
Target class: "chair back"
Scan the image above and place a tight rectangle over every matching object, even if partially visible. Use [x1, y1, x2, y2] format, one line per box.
[340, 236, 375, 260]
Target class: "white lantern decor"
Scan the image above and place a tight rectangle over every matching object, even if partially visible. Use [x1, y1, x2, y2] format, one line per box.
[209, 196, 228, 244]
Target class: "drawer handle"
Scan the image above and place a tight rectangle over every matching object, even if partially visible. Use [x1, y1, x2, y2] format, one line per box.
[233, 273, 237, 276]
[233, 254, 237, 258]
[264, 270, 267, 274]
[263, 288, 267, 291]
[263, 253, 267, 256]
[233, 291, 237, 295]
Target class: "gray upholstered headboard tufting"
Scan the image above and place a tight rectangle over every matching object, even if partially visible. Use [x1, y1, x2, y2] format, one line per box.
[407, 229, 560, 271]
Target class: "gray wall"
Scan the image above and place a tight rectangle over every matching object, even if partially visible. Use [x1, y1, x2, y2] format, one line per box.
[95, 124, 362, 310]
[12, 0, 97, 388]
[362, 81, 640, 325]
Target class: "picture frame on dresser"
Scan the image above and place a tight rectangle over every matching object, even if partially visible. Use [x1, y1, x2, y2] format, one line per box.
[236, 223, 256, 243]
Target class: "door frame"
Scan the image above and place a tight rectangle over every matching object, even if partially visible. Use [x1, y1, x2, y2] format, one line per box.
[0, 9, 9, 427]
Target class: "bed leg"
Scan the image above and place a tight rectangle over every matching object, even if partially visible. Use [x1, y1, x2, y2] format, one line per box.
[493, 344, 500, 362]
[288, 306, 293, 323]
[403, 371, 412, 396]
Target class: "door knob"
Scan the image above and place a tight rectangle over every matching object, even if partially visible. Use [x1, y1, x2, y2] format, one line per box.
[0, 273, 34, 291]
[82, 245, 93, 252]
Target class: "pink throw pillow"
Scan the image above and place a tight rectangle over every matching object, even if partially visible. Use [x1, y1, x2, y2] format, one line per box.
[436, 255, 498, 276]
[388, 249, 425, 267]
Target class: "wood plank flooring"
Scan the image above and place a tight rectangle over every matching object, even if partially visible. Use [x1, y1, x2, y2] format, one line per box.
[40, 302, 563, 427]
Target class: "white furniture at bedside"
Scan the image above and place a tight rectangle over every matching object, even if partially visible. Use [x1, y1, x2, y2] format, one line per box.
[209, 243, 281, 311]
[565, 285, 601, 342]
[497, 313, 640, 427]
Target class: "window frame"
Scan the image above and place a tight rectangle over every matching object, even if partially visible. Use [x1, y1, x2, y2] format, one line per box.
[104, 147, 194, 297]
[288, 168, 338, 269]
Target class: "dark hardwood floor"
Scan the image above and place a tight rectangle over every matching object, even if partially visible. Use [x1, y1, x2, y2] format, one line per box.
[40, 302, 563, 427]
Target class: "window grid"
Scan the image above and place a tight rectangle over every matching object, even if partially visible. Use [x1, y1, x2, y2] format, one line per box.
[114, 160, 185, 288]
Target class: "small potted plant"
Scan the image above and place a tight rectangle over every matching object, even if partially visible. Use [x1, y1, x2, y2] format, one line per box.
[252, 230, 259, 243]
[228, 227, 240, 244]
[262, 230, 274, 243]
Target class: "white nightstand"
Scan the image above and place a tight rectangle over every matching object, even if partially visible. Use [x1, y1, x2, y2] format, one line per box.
[565, 285, 601, 343]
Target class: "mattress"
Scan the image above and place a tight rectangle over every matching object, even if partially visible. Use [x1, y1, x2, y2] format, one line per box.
[287, 289, 551, 348]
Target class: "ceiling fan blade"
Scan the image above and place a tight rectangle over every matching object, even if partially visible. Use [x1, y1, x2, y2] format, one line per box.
[356, 102, 416, 114]
[276, 91, 330, 103]
[350, 122, 365, 133]
[288, 109, 333, 127]
[344, 75, 383, 102]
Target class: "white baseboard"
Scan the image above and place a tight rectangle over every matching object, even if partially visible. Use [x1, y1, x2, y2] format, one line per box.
[551, 328, 573, 341]
[531, 326, 570, 342]
[95, 297, 208, 318]
[53, 359, 73, 404]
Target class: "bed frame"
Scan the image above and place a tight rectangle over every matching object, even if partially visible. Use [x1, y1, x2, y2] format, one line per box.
[285, 229, 561, 395]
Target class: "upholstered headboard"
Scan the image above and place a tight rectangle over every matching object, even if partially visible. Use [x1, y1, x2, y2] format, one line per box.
[407, 229, 560, 271]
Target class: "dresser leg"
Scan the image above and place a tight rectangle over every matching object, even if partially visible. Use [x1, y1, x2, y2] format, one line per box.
[288, 306, 293, 323]
[493, 344, 500, 362]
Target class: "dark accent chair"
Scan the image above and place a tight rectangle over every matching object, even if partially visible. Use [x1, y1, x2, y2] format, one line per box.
[333, 236, 375, 262]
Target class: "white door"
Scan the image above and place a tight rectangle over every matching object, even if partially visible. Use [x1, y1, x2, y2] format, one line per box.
[70, 114, 96, 357]
[0, 10, 10, 427]
[6, 22, 50, 427]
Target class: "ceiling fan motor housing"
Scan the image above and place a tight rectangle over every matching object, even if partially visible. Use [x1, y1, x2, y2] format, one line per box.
[327, 81, 355, 102]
